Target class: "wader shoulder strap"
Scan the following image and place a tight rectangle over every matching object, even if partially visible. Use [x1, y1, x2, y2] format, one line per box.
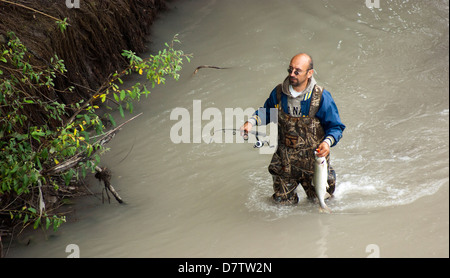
[308, 85, 324, 118]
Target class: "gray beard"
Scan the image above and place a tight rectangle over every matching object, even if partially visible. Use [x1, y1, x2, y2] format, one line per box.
[288, 77, 300, 87]
[289, 80, 299, 87]
[283, 76, 317, 98]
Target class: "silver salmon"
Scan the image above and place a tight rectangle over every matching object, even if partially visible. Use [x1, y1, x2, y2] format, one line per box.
[313, 152, 331, 213]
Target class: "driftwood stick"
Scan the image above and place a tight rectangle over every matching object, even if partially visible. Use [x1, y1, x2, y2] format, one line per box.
[193, 65, 229, 75]
[40, 113, 142, 204]
[43, 112, 143, 176]
[95, 166, 123, 204]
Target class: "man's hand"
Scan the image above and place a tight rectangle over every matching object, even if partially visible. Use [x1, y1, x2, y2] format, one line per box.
[316, 141, 330, 157]
[240, 121, 253, 139]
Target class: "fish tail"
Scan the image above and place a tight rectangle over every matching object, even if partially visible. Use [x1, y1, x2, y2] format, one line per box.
[319, 204, 332, 214]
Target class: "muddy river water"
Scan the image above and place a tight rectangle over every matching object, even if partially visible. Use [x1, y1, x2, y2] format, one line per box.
[7, 0, 449, 258]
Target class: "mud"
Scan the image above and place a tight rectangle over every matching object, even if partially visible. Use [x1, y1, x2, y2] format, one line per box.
[0, 0, 168, 241]
[0, 0, 167, 106]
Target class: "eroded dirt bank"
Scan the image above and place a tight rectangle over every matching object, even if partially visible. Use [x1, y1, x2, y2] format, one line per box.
[0, 0, 169, 250]
[0, 0, 168, 105]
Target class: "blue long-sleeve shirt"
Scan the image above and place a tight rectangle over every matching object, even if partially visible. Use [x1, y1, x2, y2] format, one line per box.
[249, 86, 345, 147]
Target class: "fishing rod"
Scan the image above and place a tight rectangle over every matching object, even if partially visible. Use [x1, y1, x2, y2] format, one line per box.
[210, 128, 275, 149]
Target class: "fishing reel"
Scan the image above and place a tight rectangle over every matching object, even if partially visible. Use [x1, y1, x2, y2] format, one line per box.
[212, 129, 274, 149]
[242, 131, 274, 149]
[253, 140, 270, 148]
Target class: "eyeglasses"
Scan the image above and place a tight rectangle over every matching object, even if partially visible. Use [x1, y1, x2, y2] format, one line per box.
[287, 67, 311, 75]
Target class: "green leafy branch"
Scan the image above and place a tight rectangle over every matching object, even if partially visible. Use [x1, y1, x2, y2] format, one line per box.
[0, 32, 192, 232]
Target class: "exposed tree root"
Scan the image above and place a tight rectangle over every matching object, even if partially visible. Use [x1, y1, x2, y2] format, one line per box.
[95, 166, 123, 204]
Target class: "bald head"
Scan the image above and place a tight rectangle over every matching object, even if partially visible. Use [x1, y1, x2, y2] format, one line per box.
[291, 53, 313, 71]
[288, 53, 314, 91]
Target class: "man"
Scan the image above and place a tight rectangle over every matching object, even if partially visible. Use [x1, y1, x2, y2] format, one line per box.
[240, 53, 345, 205]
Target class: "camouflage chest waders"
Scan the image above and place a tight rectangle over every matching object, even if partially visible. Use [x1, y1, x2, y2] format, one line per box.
[268, 84, 336, 204]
